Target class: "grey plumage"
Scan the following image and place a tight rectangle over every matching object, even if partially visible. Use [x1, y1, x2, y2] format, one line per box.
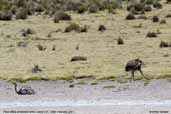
[14, 83, 35, 95]
[125, 59, 145, 81]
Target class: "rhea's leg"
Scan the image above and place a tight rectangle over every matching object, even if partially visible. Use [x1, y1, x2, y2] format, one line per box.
[131, 71, 135, 81]
[139, 69, 147, 80]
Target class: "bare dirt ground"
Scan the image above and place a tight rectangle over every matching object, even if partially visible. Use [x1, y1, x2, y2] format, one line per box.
[0, 79, 171, 114]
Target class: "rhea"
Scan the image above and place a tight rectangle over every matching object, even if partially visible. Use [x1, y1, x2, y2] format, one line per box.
[125, 59, 146, 81]
[13, 83, 35, 95]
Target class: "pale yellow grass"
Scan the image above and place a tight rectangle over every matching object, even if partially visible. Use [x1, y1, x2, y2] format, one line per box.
[0, 4, 171, 81]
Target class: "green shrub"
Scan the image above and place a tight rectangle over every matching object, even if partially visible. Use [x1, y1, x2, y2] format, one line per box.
[54, 11, 71, 21]
[98, 25, 106, 32]
[80, 25, 88, 32]
[77, 5, 87, 14]
[160, 19, 166, 24]
[160, 41, 169, 48]
[65, 23, 80, 33]
[53, 14, 59, 23]
[117, 37, 124, 45]
[144, 5, 152, 12]
[153, 2, 162, 9]
[134, 3, 145, 12]
[37, 44, 46, 51]
[35, 4, 44, 12]
[146, 32, 157, 37]
[126, 13, 136, 20]
[16, 8, 28, 20]
[152, 15, 159, 22]
[0, 10, 12, 21]
[21, 28, 35, 37]
[15, 0, 27, 7]
[89, 4, 99, 13]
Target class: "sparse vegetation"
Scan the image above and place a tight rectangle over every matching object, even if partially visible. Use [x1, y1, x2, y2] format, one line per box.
[152, 15, 159, 23]
[16, 8, 28, 20]
[160, 41, 170, 48]
[117, 37, 124, 45]
[65, 23, 80, 33]
[98, 25, 106, 32]
[0, 0, 170, 82]
[32, 65, 42, 73]
[70, 56, 87, 62]
[54, 11, 71, 21]
[160, 19, 166, 24]
[126, 13, 135, 20]
[37, 44, 46, 51]
[146, 32, 157, 37]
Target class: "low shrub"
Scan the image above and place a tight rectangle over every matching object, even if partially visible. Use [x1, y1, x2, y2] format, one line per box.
[160, 41, 169, 48]
[160, 19, 166, 24]
[153, 2, 162, 9]
[144, 5, 152, 12]
[117, 37, 124, 45]
[98, 25, 106, 32]
[146, 32, 157, 37]
[126, 13, 135, 20]
[54, 11, 71, 21]
[89, 4, 98, 13]
[64, 23, 80, 33]
[0, 10, 12, 21]
[152, 16, 159, 22]
[16, 8, 28, 20]
[37, 44, 46, 51]
[80, 25, 88, 32]
[70, 56, 87, 62]
[32, 65, 42, 73]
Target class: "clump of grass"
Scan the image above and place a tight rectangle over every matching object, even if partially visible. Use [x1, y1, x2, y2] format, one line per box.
[144, 5, 152, 12]
[152, 15, 159, 23]
[77, 80, 86, 85]
[54, 11, 71, 21]
[103, 85, 116, 89]
[52, 45, 56, 51]
[21, 28, 35, 37]
[89, 4, 98, 13]
[80, 25, 88, 33]
[16, 8, 28, 20]
[17, 41, 28, 48]
[117, 37, 124, 45]
[37, 44, 46, 51]
[166, 0, 171, 3]
[0, 10, 12, 21]
[160, 41, 170, 48]
[157, 74, 171, 79]
[64, 23, 80, 33]
[160, 19, 166, 24]
[32, 65, 42, 73]
[98, 25, 106, 32]
[77, 5, 87, 14]
[153, 2, 162, 9]
[70, 56, 87, 62]
[166, 14, 171, 18]
[35, 4, 44, 13]
[91, 80, 98, 85]
[137, 15, 147, 20]
[126, 13, 135, 20]
[146, 32, 157, 38]
[53, 15, 59, 23]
